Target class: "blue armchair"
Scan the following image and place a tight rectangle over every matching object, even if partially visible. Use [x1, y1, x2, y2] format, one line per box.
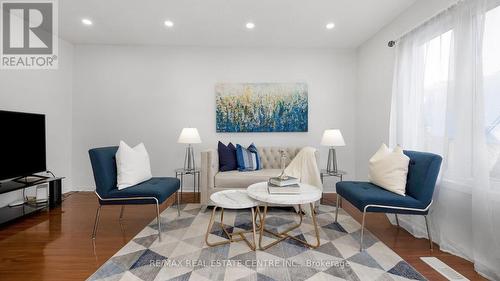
[89, 146, 180, 241]
[335, 150, 442, 251]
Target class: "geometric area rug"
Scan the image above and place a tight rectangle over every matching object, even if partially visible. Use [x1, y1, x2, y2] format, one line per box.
[87, 204, 426, 281]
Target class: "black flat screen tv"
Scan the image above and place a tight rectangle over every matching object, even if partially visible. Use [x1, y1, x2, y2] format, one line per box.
[0, 110, 46, 181]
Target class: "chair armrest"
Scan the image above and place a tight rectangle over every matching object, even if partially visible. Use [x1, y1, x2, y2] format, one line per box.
[200, 149, 219, 205]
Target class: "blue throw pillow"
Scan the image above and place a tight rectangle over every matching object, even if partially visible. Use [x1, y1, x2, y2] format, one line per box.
[248, 143, 262, 170]
[218, 141, 237, 171]
[236, 144, 261, 171]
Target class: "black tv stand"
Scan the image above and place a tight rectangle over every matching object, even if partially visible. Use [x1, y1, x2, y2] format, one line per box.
[0, 176, 64, 225]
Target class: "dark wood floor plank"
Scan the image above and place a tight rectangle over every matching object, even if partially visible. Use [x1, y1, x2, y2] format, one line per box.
[0, 192, 486, 281]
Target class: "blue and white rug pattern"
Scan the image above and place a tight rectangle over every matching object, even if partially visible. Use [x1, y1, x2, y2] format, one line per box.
[88, 204, 426, 281]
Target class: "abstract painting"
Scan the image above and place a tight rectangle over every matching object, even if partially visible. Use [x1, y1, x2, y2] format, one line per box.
[215, 83, 308, 132]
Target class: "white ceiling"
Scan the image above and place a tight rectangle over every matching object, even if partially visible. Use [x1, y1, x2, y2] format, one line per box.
[59, 0, 416, 48]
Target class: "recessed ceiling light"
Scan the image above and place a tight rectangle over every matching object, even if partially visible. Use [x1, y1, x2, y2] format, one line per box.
[246, 22, 255, 29]
[81, 18, 93, 26]
[326, 22, 335, 30]
[164, 20, 174, 27]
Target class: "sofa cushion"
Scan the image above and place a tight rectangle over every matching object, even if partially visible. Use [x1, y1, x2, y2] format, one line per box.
[248, 143, 262, 170]
[116, 141, 153, 190]
[215, 169, 282, 189]
[218, 141, 237, 171]
[236, 144, 260, 171]
[368, 144, 409, 196]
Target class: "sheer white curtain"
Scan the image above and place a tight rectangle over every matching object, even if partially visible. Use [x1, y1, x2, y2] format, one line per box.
[390, 0, 500, 279]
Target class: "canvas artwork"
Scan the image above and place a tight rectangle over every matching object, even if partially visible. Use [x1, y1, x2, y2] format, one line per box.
[215, 83, 308, 132]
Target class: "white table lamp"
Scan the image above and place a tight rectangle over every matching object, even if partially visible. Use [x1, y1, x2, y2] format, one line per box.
[178, 128, 201, 171]
[321, 129, 345, 173]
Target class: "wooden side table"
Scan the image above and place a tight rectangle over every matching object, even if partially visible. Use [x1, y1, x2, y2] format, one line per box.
[175, 168, 200, 203]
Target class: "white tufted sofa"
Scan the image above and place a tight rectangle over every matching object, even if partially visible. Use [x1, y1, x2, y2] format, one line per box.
[200, 147, 319, 207]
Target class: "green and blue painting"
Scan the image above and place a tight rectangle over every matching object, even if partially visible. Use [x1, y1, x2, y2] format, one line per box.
[216, 83, 308, 132]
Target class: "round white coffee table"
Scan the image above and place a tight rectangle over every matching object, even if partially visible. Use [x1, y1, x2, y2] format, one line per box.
[205, 190, 260, 251]
[247, 182, 322, 249]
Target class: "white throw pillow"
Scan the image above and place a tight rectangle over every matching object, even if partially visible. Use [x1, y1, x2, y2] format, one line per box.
[116, 141, 152, 190]
[368, 143, 410, 196]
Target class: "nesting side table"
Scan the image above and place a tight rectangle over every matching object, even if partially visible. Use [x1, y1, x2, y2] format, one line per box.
[247, 182, 322, 250]
[205, 190, 259, 251]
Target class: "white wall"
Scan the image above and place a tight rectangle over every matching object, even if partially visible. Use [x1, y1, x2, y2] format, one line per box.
[72, 46, 357, 190]
[355, 0, 457, 179]
[0, 39, 74, 207]
[0, 0, 459, 195]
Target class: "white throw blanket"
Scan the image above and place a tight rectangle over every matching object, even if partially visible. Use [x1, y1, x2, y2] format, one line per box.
[284, 146, 322, 216]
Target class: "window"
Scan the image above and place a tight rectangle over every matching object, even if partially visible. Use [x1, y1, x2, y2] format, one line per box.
[483, 5, 500, 179]
[417, 5, 500, 180]
[422, 30, 452, 139]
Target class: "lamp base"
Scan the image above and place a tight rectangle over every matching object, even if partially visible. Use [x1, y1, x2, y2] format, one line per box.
[184, 145, 195, 171]
[326, 147, 338, 174]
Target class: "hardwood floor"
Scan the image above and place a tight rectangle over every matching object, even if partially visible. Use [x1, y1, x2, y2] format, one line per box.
[0, 192, 486, 281]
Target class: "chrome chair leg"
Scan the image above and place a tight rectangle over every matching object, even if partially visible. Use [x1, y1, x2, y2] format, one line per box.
[360, 210, 367, 251]
[335, 194, 340, 223]
[155, 201, 162, 242]
[425, 215, 433, 251]
[119, 206, 125, 221]
[395, 214, 400, 227]
[92, 205, 101, 239]
[176, 191, 180, 216]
